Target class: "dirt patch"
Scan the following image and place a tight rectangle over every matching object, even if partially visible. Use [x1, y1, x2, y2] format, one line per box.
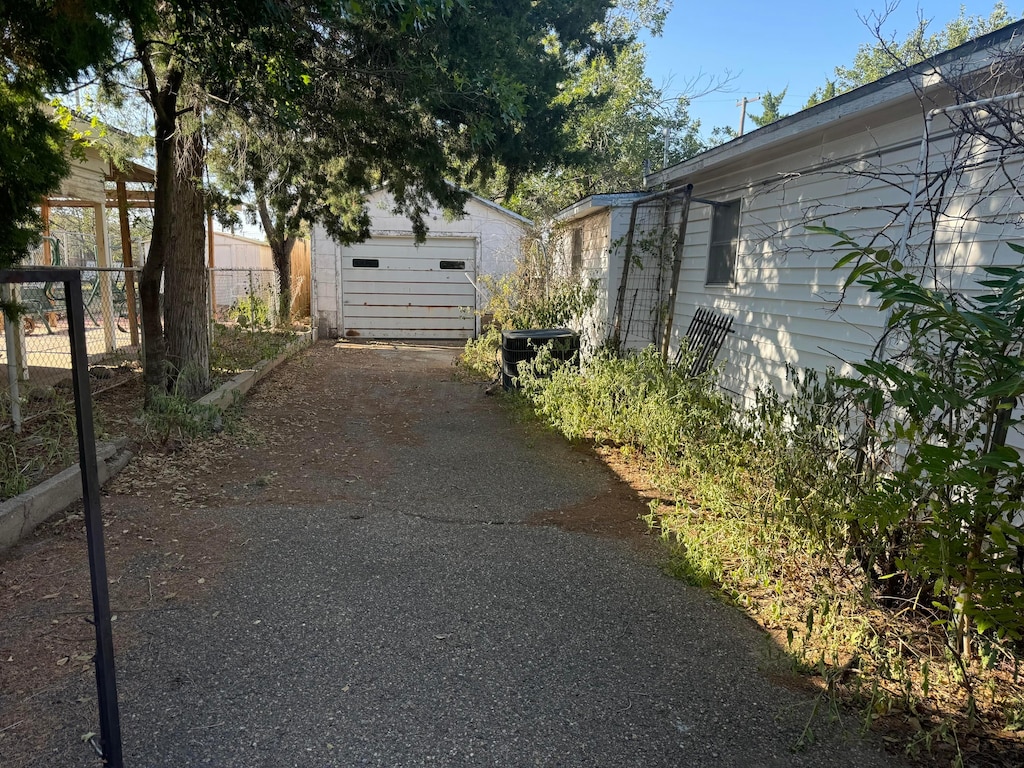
[526, 443, 659, 548]
[528, 444, 655, 548]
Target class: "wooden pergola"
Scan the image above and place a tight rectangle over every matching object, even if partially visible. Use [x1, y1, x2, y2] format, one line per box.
[37, 143, 155, 348]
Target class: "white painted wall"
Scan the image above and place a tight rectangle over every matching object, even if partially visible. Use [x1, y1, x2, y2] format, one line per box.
[312, 189, 530, 338]
[209, 232, 276, 315]
[660, 103, 1024, 404]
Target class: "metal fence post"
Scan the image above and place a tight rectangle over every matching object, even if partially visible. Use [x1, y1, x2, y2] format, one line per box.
[66, 275, 125, 768]
[248, 268, 256, 331]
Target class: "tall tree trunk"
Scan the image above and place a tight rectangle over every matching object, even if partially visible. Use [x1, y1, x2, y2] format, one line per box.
[164, 123, 212, 399]
[258, 196, 296, 328]
[271, 238, 295, 327]
[139, 77, 178, 405]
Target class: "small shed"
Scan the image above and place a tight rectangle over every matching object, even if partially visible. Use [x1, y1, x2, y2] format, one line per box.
[311, 189, 531, 340]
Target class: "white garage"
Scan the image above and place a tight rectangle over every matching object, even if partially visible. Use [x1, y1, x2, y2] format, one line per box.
[312, 189, 531, 340]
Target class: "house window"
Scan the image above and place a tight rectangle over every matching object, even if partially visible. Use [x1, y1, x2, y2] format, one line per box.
[706, 199, 741, 286]
[570, 227, 583, 277]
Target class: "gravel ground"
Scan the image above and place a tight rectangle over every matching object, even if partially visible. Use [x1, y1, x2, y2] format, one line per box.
[11, 341, 902, 767]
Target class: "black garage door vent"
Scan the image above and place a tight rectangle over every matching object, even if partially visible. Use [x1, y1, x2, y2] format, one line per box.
[501, 328, 580, 391]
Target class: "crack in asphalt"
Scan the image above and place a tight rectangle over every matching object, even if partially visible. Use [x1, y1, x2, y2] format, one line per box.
[398, 510, 524, 526]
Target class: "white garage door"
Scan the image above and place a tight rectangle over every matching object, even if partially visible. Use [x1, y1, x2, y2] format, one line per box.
[341, 237, 477, 339]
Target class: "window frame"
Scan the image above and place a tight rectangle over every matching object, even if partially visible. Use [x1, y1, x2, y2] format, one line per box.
[570, 227, 583, 277]
[705, 198, 741, 287]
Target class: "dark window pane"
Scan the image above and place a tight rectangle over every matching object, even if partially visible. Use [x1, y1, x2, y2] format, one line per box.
[571, 228, 583, 276]
[707, 200, 741, 285]
[440, 260, 466, 270]
[352, 258, 379, 268]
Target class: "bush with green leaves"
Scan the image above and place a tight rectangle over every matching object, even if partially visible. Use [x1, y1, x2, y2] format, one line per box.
[744, 366, 859, 547]
[812, 225, 1024, 661]
[140, 390, 225, 446]
[229, 293, 272, 330]
[519, 344, 734, 464]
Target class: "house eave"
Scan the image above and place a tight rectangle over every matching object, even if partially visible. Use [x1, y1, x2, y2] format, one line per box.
[554, 192, 648, 224]
[645, 19, 1024, 188]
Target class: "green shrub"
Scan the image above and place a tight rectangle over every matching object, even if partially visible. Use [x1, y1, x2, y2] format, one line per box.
[520, 344, 734, 463]
[141, 391, 225, 446]
[229, 293, 272, 330]
[455, 327, 502, 382]
[812, 226, 1024, 660]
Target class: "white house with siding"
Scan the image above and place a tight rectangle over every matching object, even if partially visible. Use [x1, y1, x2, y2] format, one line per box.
[312, 189, 531, 340]
[556, 21, 1024, 403]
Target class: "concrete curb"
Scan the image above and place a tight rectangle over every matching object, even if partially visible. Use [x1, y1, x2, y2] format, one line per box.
[197, 329, 313, 411]
[0, 438, 132, 549]
[0, 329, 314, 551]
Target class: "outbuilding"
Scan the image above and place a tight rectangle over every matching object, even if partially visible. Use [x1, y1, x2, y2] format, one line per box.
[312, 189, 531, 340]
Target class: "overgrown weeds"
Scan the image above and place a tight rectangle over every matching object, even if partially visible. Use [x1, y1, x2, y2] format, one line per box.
[502, 342, 1024, 765]
[138, 391, 228, 447]
[454, 326, 502, 382]
[210, 323, 294, 383]
[456, 237, 599, 384]
[0, 387, 81, 499]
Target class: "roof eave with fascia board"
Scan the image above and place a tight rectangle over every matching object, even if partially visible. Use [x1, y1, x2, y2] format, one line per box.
[554, 192, 649, 224]
[644, 19, 1024, 190]
[364, 184, 534, 228]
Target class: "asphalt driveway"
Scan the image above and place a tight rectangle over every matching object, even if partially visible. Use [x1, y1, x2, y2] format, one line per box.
[17, 341, 900, 767]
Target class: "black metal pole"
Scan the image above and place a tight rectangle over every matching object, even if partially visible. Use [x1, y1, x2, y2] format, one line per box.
[66, 276, 125, 767]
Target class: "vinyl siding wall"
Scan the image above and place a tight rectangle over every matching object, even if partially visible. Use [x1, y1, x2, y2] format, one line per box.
[659, 109, 1024, 403]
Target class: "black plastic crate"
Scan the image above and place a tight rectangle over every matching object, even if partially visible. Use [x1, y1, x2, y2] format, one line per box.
[501, 328, 580, 390]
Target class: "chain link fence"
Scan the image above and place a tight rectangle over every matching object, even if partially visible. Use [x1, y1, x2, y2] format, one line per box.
[2, 268, 140, 428]
[209, 267, 282, 329]
[3, 264, 285, 436]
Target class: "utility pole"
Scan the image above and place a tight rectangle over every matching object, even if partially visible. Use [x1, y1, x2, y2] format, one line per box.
[736, 95, 760, 137]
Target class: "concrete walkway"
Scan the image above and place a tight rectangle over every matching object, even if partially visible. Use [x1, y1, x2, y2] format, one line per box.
[53, 342, 899, 767]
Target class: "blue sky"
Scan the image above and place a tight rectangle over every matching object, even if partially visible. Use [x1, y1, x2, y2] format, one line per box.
[641, 1, 1019, 134]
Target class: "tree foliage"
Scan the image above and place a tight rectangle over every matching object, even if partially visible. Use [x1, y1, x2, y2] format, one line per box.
[211, 0, 639, 322]
[0, 0, 141, 266]
[466, 1, 716, 220]
[748, 88, 788, 129]
[111, 0, 628, 396]
[805, 2, 1017, 108]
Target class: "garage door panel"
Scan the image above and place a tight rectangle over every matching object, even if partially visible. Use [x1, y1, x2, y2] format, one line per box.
[343, 280, 475, 295]
[344, 293, 475, 307]
[343, 271, 474, 285]
[347, 328, 472, 339]
[345, 303, 472, 318]
[345, 315, 474, 330]
[340, 236, 476, 339]
[348, 239, 468, 258]
[343, 257, 473, 272]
